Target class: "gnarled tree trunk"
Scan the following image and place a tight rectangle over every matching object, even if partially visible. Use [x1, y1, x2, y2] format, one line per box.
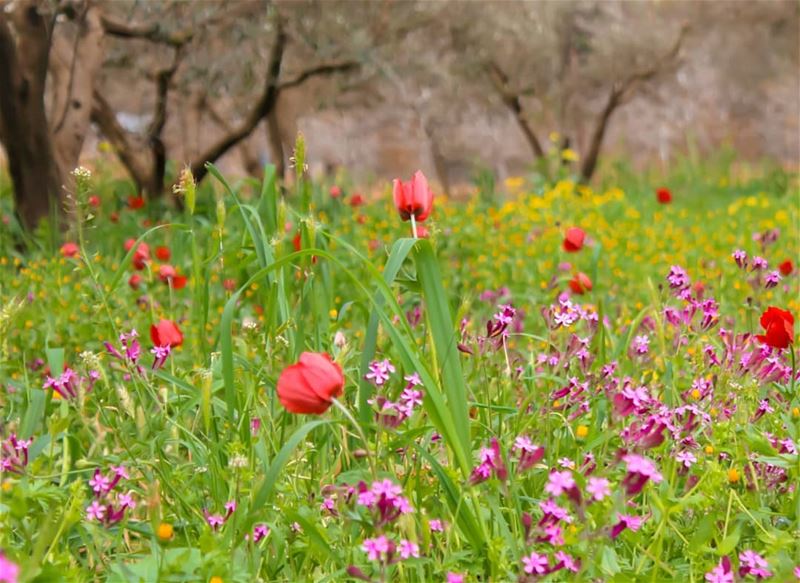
[0, 2, 62, 229]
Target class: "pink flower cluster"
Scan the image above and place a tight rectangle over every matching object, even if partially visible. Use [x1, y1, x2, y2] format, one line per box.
[470, 438, 507, 484]
[1, 434, 32, 474]
[85, 465, 136, 525]
[356, 479, 413, 526]
[204, 500, 237, 531]
[43, 367, 99, 400]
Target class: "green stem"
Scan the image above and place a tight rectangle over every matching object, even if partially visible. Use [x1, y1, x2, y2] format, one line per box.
[331, 397, 377, 480]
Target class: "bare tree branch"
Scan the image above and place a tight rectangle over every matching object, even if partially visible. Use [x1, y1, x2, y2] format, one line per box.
[486, 60, 545, 158]
[580, 25, 689, 181]
[99, 14, 193, 47]
[278, 60, 359, 91]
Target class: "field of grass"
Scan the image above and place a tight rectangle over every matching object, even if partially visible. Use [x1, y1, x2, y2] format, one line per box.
[0, 154, 798, 582]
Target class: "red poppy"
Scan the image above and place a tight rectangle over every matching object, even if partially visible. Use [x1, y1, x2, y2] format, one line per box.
[276, 352, 344, 415]
[563, 227, 585, 252]
[150, 319, 183, 347]
[155, 246, 171, 262]
[131, 242, 150, 271]
[128, 195, 145, 210]
[392, 170, 433, 222]
[292, 232, 302, 252]
[568, 272, 593, 294]
[755, 306, 794, 349]
[60, 242, 79, 258]
[128, 274, 142, 290]
[223, 278, 237, 291]
[350, 194, 365, 207]
[779, 260, 794, 276]
[110, 212, 120, 223]
[356, 215, 367, 225]
[88, 195, 101, 208]
[158, 264, 187, 289]
[656, 188, 672, 204]
[330, 185, 342, 198]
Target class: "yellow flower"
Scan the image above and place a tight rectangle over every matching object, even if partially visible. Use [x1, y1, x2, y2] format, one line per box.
[704, 445, 714, 455]
[576, 425, 589, 439]
[210, 578, 223, 583]
[157, 523, 174, 541]
[727, 468, 740, 484]
[561, 149, 578, 162]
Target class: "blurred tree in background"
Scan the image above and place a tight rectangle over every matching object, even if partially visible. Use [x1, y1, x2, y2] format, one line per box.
[0, 0, 797, 229]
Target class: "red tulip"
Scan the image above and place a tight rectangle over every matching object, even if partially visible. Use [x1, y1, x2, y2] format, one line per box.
[779, 260, 794, 276]
[128, 274, 142, 290]
[568, 272, 592, 294]
[392, 170, 433, 222]
[128, 195, 145, 210]
[155, 246, 171, 262]
[60, 242, 79, 258]
[563, 227, 586, 252]
[350, 194, 365, 207]
[276, 352, 344, 415]
[756, 306, 794, 349]
[656, 188, 672, 204]
[150, 319, 183, 347]
[330, 185, 342, 198]
[88, 195, 101, 208]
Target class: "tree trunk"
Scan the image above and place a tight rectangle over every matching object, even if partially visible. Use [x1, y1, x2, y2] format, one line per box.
[266, 107, 285, 180]
[0, 4, 63, 229]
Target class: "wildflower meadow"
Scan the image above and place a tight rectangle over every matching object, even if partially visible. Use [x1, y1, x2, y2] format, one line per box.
[0, 148, 798, 583]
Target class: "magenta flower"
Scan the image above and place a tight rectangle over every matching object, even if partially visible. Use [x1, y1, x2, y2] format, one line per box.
[429, 519, 444, 532]
[446, 573, 464, 583]
[398, 539, 420, 559]
[705, 557, 734, 583]
[676, 451, 697, 469]
[622, 454, 663, 495]
[513, 436, 545, 472]
[732, 249, 748, 269]
[0, 553, 19, 583]
[362, 535, 390, 561]
[89, 470, 111, 495]
[586, 477, 610, 501]
[738, 550, 772, 579]
[610, 513, 645, 539]
[555, 551, 580, 573]
[86, 500, 106, 522]
[544, 470, 575, 497]
[1, 434, 31, 474]
[470, 438, 507, 484]
[246, 523, 270, 542]
[365, 359, 395, 386]
[356, 479, 413, 525]
[632, 334, 650, 355]
[522, 551, 549, 575]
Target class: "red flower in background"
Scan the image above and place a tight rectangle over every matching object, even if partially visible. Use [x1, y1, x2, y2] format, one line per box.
[276, 352, 344, 415]
[110, 212, 119, 223]
[416, 225, 430, 238]
[155, 246, 171, 262]
[88, 195, 101, 208]
[223, 278, 237, 291]
[128, 274, 142, 290]
[563, 227, 586, 252]
[350, 194, 365, 207]
[128, 195, 145, 210]
[125, 240, 150, 271]
[569, 272, 593, 295]
[392, 170, 433, 222]
[779, 260, 794, 276]
[157, 265, 187, 289]
[329, 185, 342, 198]
[292, 232, 302, 252]
[656, 188, 672, 204]
[150, 319, 183, 348]
[756, 307, 794, 349]
[60, 242, 79, 258]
